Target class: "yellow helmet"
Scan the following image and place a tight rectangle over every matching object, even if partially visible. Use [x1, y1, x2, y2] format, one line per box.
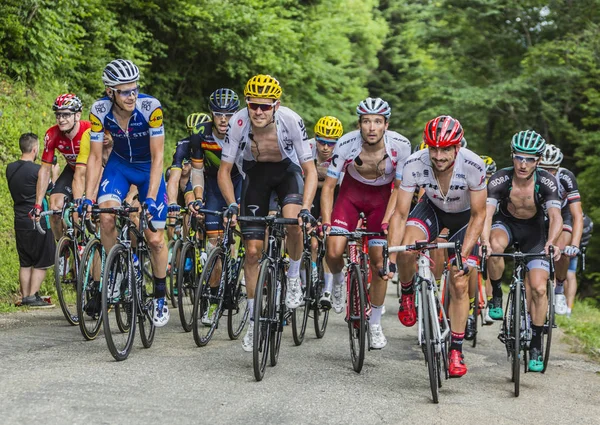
[186, 112, 212, 134]
[244, 74, 282, 100]
[413, 140, 428, 153]
[314, 116, 343, 140]
[480, 155, 497, 175]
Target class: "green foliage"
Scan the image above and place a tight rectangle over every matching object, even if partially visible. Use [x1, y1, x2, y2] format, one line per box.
[557, 298, 600, 360]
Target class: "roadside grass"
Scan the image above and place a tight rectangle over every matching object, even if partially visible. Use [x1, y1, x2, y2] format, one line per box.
[557, 298, 600, 361]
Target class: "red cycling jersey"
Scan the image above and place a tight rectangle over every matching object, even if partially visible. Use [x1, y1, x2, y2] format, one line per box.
[42, 121, 91, 169]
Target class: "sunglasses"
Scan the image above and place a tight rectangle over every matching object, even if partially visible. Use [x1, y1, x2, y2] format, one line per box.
[55, 112, 75, 120]
[109, 86, 139, 98]
[213, 112, 235, 118]
[247, 101, 278, 112]
[513, 154, 538, 164]
[316, 137, 337, 147]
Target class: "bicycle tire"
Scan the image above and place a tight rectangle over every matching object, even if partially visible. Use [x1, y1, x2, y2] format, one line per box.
[77, 238, 104, 340]
[168, 239, 183, 308]
[292, 253, 311, 346]
[348, 263, 366, 373]
[102, 244, 136, 361]
[137, 250, 155, 348]
[542, 278, 554, 373]
[422, 280, 439, 403]
[253, 259, 273, 381]
[227, 255, 249, 340]
[193, 247, 225, 347]
[512, 282, 522, 397]
[270, 268, 285, 367]
[177, 241, 197, 332]
[313, 253, 329, 338]
[55, 236, 79, 325]
[472, 277, 479, 348]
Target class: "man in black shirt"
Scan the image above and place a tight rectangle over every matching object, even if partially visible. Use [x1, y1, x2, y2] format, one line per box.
[6, 133, 56, 307]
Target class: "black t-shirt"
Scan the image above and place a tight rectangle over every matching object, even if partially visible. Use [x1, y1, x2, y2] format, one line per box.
[6, 160, 50, 230]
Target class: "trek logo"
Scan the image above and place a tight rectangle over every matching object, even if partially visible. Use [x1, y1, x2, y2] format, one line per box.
[463, 159, 483, 172]
[456, 173, 466, 179]
[489, 175, 509, 187]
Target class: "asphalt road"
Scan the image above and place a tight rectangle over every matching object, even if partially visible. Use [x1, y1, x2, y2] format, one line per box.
[1, 285, 599, 425]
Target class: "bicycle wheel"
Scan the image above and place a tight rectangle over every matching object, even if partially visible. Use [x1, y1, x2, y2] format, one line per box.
[348, 264, 366, 373]
[193, 247, 225, 347]
[292, 253, 311, 346]
[421, 281, 439, 403]
[472, 277, 480, 348]
[177, 241, 197, 332]
[313, 252, 329, 338]
[227, 255, 249, 340]
[55, 236, 79, 325]
[137, 250, 155, 348]
[102, 244, 136, 361]
[512, 284, 522, 397]
[168, 239, 182, 308]
[77, 238, 104, 340]
[542, 278, 554, 373]
[270, 269, 285, 367]
[253, 259, 273, 381]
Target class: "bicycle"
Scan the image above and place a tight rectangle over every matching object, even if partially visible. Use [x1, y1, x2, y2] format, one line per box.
[35, 198, 88, 325]
[166, 207, 186, 308]
[192, 208, 248, 346]
[176, 211, 208, 332]
[311, 233, 330, 339]
[384, 240, 464, 403]
[328, 229, 383, 373]
[481, 244, 555, 397]
[100, 202, 158, 361]
[237, 214, 299, 381]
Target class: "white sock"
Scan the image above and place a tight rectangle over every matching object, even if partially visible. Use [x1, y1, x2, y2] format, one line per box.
[370, 304, 383, 326]
[288, 258, 301, 278]
[333, 272, 344, 287]
[248, 299, 254, 320]
[324, 272, 333, 293]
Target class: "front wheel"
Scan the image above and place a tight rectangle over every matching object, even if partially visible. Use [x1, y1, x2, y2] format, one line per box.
[512, 284, 522, 397]
[227, 255, 248, 340]
[542, 278, 554, 373]
[193, 247, 225, 347]
[313, 253, 329, 338]
[55, 236, 79, 325]
[77, 238, 104, 340]
[348, 264, 366, 373]
[422, 283, 439, 403]
[253, 259, 273, 381]
[291, 254, 311, 346]
[177, 242, 198, 332]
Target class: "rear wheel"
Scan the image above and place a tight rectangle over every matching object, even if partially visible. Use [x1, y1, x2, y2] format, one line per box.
[512, 283, 522, 397]
[77, 238, 104, 340]
[177, 242, 197, 331]
[55, 236, 79, 325]
[168, 239, 182, 308]
[270, 270, 285, 367]
[193, 247, 225, 347]
[348, 264, 366, 373]
[253, 260, 273, 381]
[227, 255, 248, 340]
[472, 277, 480, 348]
[313, 252, 329, 338]
[102, 244, 136, 361]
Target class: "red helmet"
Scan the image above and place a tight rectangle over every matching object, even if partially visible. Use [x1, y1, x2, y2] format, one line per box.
[423, 115, 464, 148]
[52, 93, 83, 112]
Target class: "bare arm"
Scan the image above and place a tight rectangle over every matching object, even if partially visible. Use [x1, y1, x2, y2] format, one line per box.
[381, 181, 399, 228]
[387, 187, 414, 264]
[84, 141, 104, 201]
[217, 161, 236, 206]
[300, 160, 318, 212]
[569, 202, 584, 248]
[481, 203, 497, 253]
[72, 165, 86, 200]
[319, 176, 338, 226]
[190, 161, 205, 202]
[166, 168, 182, 205]
[147, 134, 164, 201]
[546, 206, 563, 247]
[35, 163, 52, 207]
[461, 188, 488, 259]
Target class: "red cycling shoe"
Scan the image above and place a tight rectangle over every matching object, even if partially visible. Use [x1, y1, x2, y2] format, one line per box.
[398, 293, 417, 327]
[448, 349, 468, 377]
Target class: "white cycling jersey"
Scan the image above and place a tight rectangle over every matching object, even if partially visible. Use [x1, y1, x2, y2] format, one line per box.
[400, 147, 486, 213]
[326, 130, 411, 186]
[221, 106, 311, 178]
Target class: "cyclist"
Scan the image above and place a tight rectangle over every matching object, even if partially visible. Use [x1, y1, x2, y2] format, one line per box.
[565, 213, 592, 317]
[74, 130, 114, 203]
[83, 59, 170, 327]
[478, 155, 497, 326]
[218, 75, 317, 352]
[538, 144, 583, 316]
[482, 130, 562, 372]
[307, 116, 344, 303]
[322, 97, 411, 349]
[387, 115, 487, 376]
[32, 94, 91, 241]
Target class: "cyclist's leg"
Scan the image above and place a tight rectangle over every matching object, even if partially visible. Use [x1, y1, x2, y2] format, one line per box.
[49, 166, 74, 240]
[565, 257, 578, 316]
[554, 228, 572, 315]
[97, 156, 130, 254]
[526, 264, 550, 371]
[488, 218, 511, 319]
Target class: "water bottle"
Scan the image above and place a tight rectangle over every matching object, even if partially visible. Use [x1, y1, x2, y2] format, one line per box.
[200, 250, 208, 266]
[276, 279, 282, 314]
[132, 253, 142, 284]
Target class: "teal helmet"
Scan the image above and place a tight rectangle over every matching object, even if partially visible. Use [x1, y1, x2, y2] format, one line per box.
[511, 130, 546, 156]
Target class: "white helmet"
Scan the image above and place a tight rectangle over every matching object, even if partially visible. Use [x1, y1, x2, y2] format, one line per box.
[102, 59, 140, 87]
[540, 144, 563, 169]
[356, 97, 391, 119]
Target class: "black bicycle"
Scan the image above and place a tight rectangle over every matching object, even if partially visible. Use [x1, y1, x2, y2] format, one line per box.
[482, 244, 555, 397]
[192, 209, 248, 346]
[100, 203, 158, 361]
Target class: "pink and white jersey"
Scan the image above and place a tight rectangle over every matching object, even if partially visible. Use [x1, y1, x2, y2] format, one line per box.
[400, 148, 486, 213]
[326, 130, 411, 186]
[221, 106, 311, 178]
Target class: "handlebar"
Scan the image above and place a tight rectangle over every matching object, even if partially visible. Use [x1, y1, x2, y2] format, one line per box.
[33, 210, 62, 235]
[381, 240, 464, 277]
[482, 246, 554, 281]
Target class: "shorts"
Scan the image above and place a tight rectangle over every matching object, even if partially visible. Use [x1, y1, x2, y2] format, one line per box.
[568, 256, 578, 273]
[51, 166, 74, 200]
[492, 207, 548, 271]
[240, 159, 304, 240]
[406, 196, 478, 265]
[15, 229, 56, 268]
[204, 174, 242, 234]
[98, 154, 168, 229]
[330, 173, 391, 246]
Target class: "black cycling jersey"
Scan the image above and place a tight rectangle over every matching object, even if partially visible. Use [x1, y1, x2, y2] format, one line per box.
[581, 214, 593, 247]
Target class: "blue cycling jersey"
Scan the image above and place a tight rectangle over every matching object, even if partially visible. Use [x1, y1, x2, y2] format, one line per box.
[89, 94, 164, 163]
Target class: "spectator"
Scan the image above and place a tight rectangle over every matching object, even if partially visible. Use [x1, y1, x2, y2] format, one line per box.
[6, 133, 57, 308]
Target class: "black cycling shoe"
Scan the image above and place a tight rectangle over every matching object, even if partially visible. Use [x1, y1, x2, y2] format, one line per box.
[465, 314, 476, 341]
